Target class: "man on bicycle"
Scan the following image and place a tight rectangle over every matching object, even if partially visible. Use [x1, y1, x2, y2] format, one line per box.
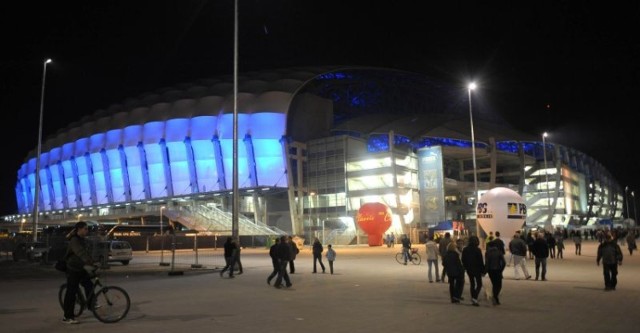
[401, 234, 412, 265]
[62, 221, 95, 324]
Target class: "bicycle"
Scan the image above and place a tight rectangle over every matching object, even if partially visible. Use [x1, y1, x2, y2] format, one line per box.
[58, 265, 131, 323]
[395, 248, 421, 265]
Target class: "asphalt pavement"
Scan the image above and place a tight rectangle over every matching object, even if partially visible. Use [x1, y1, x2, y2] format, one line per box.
[1, 240, 638, 333]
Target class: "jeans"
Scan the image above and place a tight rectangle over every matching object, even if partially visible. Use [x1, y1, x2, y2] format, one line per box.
[402, 248, 411, 263]
[267, 259, 279, 283]
[274, 259, 291, 287]
[512, 255, 530, 279]
[535, 257, 547, 279]
[466, 272, 482, 301]
[427, 259, 440, 282]
[602, 263, 618, 289]
[487, 270, 503, 300]
[313, 253, 325, 272]
[448, 275, 464, 301]
[63, 269, 93, 319]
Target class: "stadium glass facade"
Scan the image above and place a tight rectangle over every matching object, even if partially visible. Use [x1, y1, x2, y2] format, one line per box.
[10, 66, 625, 242]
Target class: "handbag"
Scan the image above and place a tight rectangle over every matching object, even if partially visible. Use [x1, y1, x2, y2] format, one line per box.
[55, 259, 67, 272]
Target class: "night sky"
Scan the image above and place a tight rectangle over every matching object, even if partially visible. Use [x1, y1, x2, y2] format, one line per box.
[1, 1, 638, 216]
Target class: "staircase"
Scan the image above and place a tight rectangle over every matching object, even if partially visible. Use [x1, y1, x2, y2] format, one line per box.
[164, 205, 284, 236]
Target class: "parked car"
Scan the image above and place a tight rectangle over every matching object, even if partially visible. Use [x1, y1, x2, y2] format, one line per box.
[91, 240, 133, 265]
[13, 242, 50, 262]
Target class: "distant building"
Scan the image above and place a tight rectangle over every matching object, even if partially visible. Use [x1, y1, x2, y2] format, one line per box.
[12, 66, 624, 242]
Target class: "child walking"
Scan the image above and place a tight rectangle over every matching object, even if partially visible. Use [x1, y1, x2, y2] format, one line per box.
[326, 244, 337, 274]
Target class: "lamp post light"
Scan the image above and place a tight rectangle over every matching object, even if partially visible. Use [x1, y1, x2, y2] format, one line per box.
[467, 82, 480, 240]
[32, 58, 52, 242]
[542, 132, 552, 231]
[159, 206, 168, 266]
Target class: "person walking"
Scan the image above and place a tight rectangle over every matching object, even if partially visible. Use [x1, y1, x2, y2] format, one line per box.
[288, 235, 299, 273]
[442, 242, 465, 303]
[400, 234, 412, 265]
[267, 237, 280, 285]
[556, 235, 565, 259]
[274, 236, 292, 288]
[485, 240, 506, 305]
[312, 237, 326, 273]
[439, 232, 452, 283]
[546, 231, 556, 259]
[220, 237, 236, 278]
[526, 230, 536, 259]
[532, 232, 550, 281]
[425, 235, 440, 283]
[597, 233, 623, 291]
[62, 221, 95, 324]
[573, 230, 583, 255]
[461, 235, 484, 306]
[492, 231, 506, 255]
[508, 231, 531, 280]
[626, 232, 637, 256]
[326, 244, 336, 274]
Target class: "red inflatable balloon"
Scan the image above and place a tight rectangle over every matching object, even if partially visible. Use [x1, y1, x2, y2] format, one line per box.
[357, 202, 392, 246]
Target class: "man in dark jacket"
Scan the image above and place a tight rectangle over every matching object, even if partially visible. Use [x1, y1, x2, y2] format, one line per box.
[274, 236, 292, 288]
[597, 233, 623, 291]
[220, 237, 236, 278]
[461, 235, 484, 306]
[62, 221, 94, 324]
[438, 232, 452, 282]
[266, 237, 280, 285]
[532, 232, 550, 281]
[485, 240, 506, 305]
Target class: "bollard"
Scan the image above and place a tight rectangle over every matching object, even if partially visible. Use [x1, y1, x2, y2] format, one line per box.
[168, 234, 184, 276]
[191, 233, 202, 268]
[159, 234, 169, 266]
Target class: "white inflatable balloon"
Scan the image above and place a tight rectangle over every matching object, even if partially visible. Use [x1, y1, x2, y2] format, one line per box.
[476, 187, 527, 239]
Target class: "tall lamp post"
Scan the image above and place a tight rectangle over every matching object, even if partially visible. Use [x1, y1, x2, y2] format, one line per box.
[467, 82, 480, 240]
[159, 206, 168, 266]
[32, 58, 52, 242]
[625, 186, 630, 219]
[542, 132, 552, 230]
[632, 191, 638, 223]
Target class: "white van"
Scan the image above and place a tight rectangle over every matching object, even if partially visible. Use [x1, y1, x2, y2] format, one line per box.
[95, 240, 133, 265]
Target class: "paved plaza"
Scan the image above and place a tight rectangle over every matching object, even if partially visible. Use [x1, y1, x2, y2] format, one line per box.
[1, 240, 638, 332]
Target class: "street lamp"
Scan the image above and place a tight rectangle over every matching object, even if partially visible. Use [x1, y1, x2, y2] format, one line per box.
[32, 58, 52, 242]
[159, 206, 168, 266]
[542, 132, 552, 230]
[467, 82, 480, 240]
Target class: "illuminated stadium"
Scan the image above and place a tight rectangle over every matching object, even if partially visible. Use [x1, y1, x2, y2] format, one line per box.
[12, 66, 625, 241]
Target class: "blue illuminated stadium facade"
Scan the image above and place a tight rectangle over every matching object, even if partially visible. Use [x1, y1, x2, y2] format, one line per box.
[14, 66, 625, 238]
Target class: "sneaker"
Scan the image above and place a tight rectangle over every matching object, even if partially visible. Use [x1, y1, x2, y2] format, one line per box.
[471, 299, 479, 306]
[62, 318, 79, 324]
[267, 278, 271, 285]
[526, 275, 532, 280]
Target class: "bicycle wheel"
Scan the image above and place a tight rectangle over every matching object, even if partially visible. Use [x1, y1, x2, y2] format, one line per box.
[395, 253, 405, 264]
[58, 283, 86, 317]
[92, 286, 130, 323]
[410, 253, 421, 265]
